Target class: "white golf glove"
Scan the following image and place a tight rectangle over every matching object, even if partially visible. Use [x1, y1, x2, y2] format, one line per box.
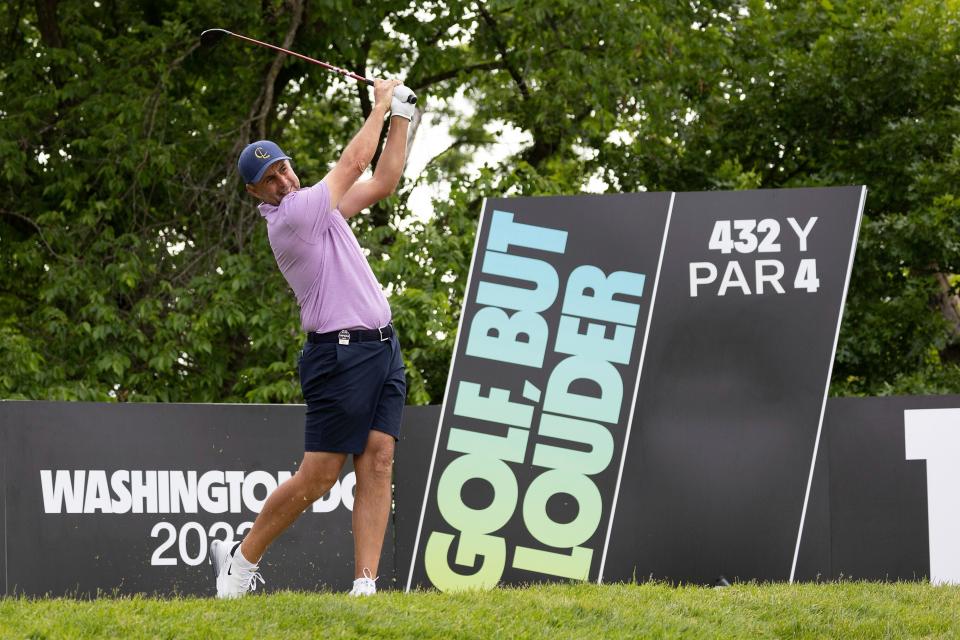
[391, 85, 417, 120]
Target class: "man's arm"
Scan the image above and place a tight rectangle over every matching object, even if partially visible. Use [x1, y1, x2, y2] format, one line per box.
[338, 115, 411, 219]
[322, 79, 400, 208]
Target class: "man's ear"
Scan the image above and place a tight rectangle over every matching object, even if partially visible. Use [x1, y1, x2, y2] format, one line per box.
[245, 183, 257, 197]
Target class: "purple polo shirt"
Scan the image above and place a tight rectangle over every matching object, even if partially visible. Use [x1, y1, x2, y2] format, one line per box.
[258, 181, 391, 333]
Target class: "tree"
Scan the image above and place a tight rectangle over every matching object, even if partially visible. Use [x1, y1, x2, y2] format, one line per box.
[2, 0, 959, 404]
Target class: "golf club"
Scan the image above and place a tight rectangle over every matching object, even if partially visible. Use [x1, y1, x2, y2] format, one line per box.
[200, 28, 417, 104]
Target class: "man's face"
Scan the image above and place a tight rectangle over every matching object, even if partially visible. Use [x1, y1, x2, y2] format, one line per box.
[245, 159, 300, 205]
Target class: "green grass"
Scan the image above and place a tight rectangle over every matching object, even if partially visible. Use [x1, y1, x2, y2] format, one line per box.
[2, 582, 959, 639]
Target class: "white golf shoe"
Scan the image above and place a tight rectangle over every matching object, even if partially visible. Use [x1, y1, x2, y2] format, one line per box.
[349, 568, 377, 596]
[209, 539, 265, 599]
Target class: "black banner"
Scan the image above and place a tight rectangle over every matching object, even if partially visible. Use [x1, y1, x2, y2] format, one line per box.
[408, 187, 866, 589]
[3, 393, 960, 595]
[604, 187, 864, 584]
[394, 405, 442, 590]
[397, 396, 960, 586]
[797, 395, 937, 581]
[1, 410, 6, 595]
[406, 193, 673, 590]
[0, 401, 380, 597]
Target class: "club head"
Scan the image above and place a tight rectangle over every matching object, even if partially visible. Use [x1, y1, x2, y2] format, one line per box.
[200, 28, 231, 48]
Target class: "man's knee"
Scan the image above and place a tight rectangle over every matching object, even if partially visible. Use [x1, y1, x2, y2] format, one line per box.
[296, 454, 345, 500]
[370, 448, 394, 477]
[362, 432, 395, 477]
[295, 468, 338, 501]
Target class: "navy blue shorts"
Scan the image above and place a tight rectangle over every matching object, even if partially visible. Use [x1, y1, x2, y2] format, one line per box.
[298, 332, 406, 454]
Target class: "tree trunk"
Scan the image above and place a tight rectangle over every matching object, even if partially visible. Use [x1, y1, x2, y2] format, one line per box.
[935, 271, 960, 336]
[34, 0, 63, 48]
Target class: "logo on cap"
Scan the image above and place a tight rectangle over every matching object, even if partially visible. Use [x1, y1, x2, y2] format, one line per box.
[254, 147, 271, 159]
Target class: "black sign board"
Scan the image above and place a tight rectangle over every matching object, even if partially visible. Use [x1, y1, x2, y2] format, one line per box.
[406, 193, 674, 590]
[1, 412, 6, 595]
[399, 395, 959, 587]
[394, 404, 443, 589]
[0, 401, 379, 597]
[602, 187, 865, 584]
[4, 392, 960, 595]
[409, 187, 866, 589]
[812, 396, 960, 582]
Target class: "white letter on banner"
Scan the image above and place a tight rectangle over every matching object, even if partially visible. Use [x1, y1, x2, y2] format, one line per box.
[198, 470, 227, 514]
[787, 217, 818, 252]
[755, 260, 786, 295]
[225, 471, 245, 513]
[242, 471, 278, 513]
[111, 470, 132, 514]
[170, 470, 198, 514]
[690, 262, 717, 297]
[905, 408, 960, 585]
[83, 470, 112, 513]
[131, 470, 159, 514]
[41, 470, 85, 514]
[157, 470, 170, 513]
[718, 261, 751, 296]
[341, 472, 357, 511]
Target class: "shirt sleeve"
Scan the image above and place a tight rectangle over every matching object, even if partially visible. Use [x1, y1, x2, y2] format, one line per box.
[280, 181, 334, 243]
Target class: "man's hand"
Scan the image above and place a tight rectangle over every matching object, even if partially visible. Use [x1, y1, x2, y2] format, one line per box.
[391, 86, 417, 121]
[373, 79, 401, 112]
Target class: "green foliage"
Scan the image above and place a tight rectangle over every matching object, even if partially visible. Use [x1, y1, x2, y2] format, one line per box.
[2, 0, 960, 403]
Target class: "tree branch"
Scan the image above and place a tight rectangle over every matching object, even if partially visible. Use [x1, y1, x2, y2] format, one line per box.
[411, 60, 505, 91]
[0, 209, 67, 261]
[476, 2, 530, 101]
[4, 0, 27, 62]
[254, 0, 305, 140]
[409, 134, 487, 187]
[356, 34, 373, 120]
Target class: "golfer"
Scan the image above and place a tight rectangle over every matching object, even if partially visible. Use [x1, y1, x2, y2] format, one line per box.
[209, 78, 414, 598]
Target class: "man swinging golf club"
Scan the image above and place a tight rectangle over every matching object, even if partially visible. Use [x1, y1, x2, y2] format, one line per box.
[209, 78, 415, 598]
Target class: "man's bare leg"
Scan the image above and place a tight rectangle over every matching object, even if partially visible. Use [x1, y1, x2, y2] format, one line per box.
[352, 429, 395, 578]
[240, 450, 347, 562]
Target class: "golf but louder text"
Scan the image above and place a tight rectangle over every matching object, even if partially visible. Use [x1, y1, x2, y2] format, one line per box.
[423, 210, 648, 589]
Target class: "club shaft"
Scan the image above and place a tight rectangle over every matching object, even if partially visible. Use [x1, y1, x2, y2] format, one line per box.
[222, 30, 373, 86]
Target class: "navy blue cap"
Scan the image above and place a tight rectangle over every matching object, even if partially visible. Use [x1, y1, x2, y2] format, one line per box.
[237, 140, 292, 185]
